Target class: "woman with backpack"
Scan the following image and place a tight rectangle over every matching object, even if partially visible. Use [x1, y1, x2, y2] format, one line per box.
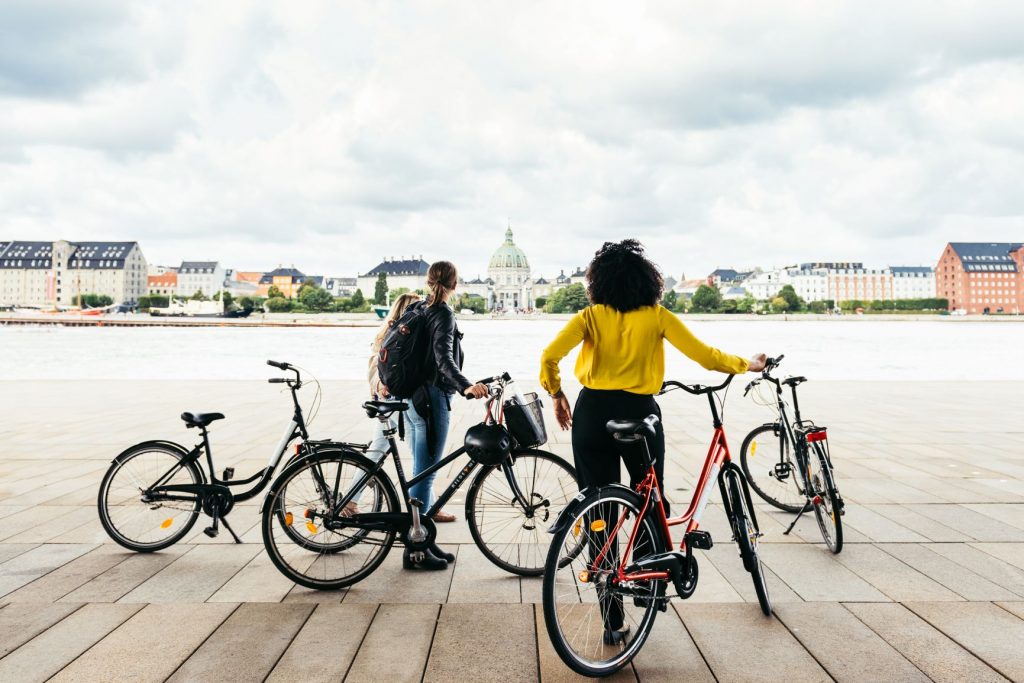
[401, 260, 488, 570]
[367, 292, 422, 459]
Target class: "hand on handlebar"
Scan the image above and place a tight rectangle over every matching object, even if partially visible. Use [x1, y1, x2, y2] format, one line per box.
[747, 353, 768, 373]
[463, 383, 489, 399]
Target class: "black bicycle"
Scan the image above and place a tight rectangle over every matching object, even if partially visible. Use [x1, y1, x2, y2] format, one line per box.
[97, 360, 352, 551]
[739, 355, 844, 553]
[261, 372, 579, 590]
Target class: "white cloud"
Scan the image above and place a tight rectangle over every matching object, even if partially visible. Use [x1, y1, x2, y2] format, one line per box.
[2, 0, 1024, 280]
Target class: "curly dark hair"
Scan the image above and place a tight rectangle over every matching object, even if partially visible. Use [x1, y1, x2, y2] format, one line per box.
[585, 239, 664, 312]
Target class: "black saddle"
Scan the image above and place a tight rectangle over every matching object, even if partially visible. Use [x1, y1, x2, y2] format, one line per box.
[606, 414, 660, 442]
[782, 376, 807, 387]
[181, 412, 225, 428]
[363, 400, 409, 419]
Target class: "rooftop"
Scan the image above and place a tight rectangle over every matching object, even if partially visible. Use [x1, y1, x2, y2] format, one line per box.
[179, 261, 220, 273]
[364, 258, 429, 277]
[260, 267, 307, 284]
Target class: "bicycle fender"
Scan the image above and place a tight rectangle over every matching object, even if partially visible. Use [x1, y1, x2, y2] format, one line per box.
[546, 483, 636, 535]
[111, 439, 191, 465]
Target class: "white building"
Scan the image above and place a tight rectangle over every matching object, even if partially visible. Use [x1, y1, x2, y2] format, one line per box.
[357, 258, 430, 299]
[486, 228, 533, 310]
[324, 277, 357, 298]
[0, 240, 147, 307]
[176, 261, 225, 298]
[891, 266, 936, 299]
[744, 266, 829, 302]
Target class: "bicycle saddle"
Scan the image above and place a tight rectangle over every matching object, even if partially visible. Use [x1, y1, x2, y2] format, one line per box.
[180, 412, 225, 428]
[782, 376, 807, 387]
[606, 414, 660, 442]
[362, 400, 409, 419]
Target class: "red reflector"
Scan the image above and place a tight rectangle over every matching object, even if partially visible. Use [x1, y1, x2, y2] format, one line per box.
[806, 430, 827, 443]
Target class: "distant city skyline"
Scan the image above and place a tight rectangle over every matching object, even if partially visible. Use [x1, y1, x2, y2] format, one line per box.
[3, 3, 1024, 279]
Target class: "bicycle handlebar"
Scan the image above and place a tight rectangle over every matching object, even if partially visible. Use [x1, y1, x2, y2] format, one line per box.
[267, 360, 290, 370]
[268, 377, 287, 384]
[266, 359, 301, 387]
[660, 374, 735, 396]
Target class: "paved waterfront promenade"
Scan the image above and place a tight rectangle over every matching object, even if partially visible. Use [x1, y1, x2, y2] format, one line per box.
[1, 379, 1023, 682]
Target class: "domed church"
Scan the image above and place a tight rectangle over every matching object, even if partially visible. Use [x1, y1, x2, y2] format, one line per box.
[486, 226, 533, 310]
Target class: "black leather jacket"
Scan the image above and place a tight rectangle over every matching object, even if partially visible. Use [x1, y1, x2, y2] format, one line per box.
[423, 302, 471, 395]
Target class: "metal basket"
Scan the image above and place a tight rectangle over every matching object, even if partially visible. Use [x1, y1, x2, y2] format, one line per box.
[503, 392, 548, 449]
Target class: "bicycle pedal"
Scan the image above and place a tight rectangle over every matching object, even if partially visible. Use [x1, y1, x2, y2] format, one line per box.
[203, 526, 219, 538]
[222, 467, 235, 481]
[685, 530, 713, 550]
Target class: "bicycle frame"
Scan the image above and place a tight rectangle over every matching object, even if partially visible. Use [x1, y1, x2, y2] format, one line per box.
[328, 376, 540, 523]
[146, 380, 312, 503]
[591, 379, 760, 586]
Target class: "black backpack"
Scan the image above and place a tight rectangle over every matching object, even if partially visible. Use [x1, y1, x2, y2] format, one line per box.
[377, 301, 432, 399]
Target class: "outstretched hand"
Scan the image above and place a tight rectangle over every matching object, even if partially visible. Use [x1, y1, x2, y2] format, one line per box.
[747, 353, 767, 373]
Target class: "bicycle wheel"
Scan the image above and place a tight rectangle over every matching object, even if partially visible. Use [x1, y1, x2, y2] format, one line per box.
[466, 448, 578, 576]
[97, 444, 202, 552]
[725, 469, 772, 616]
[542, 487, 666, 678]
[809, 443, 844, 554]
[740, 424, 804, 513]
[276, 448, 385, 554]
[262, 450, 400, 590]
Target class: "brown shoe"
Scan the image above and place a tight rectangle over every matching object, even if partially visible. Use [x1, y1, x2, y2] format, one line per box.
[432, 510, 457, 523]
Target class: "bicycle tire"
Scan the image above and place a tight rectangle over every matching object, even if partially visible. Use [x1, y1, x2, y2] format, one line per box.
[810, 443, 843, 554]
[725, 470, 772, 616]
[542, 486, 665, 678]
[466, 448, 577, 576]
[97, 444, 202, 552]
[262, 450, 400, 590]
[740, 424, 804, 513]
[275, 447, 386, 554]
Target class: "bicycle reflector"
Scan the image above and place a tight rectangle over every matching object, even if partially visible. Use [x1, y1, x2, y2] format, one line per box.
[806, 429, 827, 443]
[284, 512, 294, 526]
[590, 520, 606, 532]
[572, 519, 582, 538]
[750, 440, 758, 456]
[160, 518, 173, 529]
[578, 570, 590, 583]
[306, 521, 318, 534]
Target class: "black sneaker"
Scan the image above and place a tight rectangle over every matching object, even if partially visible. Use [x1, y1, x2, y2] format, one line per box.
[633, 581, 668, 612]
[603, 626, 631, 646]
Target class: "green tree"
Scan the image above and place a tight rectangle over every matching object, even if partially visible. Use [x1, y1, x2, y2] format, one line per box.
[690, 284, 722, 312]
[266, 296, 292, 312]
[661, 290, 679, 311]
[374, 274, 388, 305]
[389, 287, 410, 300]
[545, 284, 589, 313]
[237, 296, 259, 312]
[771, 296, 789, 312]
[808, 300, 828, 314]
[452, 293, 486, 314]
[351, 288, 366, 309]
[190, 289, 208, 301]
[720, 299, 738, 313]
[534, 296, 548, 309]
[778, 284, 804, 312]
[736, 295, 756, 313]
[300, 286, 334, 312]
[267, 285, 285, 299]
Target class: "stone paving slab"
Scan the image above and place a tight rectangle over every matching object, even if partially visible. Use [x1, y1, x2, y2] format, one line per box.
[844, 602, 1008, 683]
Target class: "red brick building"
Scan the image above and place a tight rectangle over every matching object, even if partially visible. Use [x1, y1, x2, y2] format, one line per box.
[936, 242, 1024, 314]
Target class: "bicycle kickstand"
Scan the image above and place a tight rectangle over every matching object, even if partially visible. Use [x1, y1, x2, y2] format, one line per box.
[783, 500, 813, 536]
[220, 516, 243, 544]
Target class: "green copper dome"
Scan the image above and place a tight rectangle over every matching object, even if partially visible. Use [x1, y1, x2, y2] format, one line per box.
[488, 227, 530, 270]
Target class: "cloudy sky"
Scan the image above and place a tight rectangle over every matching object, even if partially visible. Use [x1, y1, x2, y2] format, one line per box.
[2, 1, 1023, 280]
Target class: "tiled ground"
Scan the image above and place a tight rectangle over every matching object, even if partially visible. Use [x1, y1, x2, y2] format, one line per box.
[1, 379, 1023, 682]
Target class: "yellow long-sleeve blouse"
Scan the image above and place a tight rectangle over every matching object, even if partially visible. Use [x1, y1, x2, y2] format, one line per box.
[539, 304, 749, 396]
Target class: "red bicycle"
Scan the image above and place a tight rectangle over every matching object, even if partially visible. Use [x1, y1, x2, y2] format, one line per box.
[542, 371, 772, 677]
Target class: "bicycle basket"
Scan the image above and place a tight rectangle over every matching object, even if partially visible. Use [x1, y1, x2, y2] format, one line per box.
[502, 392, 548, 448]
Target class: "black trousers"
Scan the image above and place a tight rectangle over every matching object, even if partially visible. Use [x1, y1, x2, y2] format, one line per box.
[572, 388, 666, 632]
[571, 387, 666, 501]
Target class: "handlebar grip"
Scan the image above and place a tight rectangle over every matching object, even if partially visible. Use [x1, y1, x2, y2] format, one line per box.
[268, 378, 287, 384]
[475, 376, 496, 385]
[267, 360, 290, 370]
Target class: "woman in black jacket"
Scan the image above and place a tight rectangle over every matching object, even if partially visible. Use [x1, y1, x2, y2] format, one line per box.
[404, 260, 487, 570]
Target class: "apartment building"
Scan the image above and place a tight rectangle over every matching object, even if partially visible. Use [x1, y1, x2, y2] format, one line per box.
[936, 242, 1023, 314]
[176, 261, 225, 298]
[0, 240, 147, 307]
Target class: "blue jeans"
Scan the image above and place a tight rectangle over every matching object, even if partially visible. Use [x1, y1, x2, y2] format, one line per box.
[405, 384, 453, 512]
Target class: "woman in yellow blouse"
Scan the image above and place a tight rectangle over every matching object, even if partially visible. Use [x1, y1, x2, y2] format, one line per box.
[540, 240, 766, 501]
